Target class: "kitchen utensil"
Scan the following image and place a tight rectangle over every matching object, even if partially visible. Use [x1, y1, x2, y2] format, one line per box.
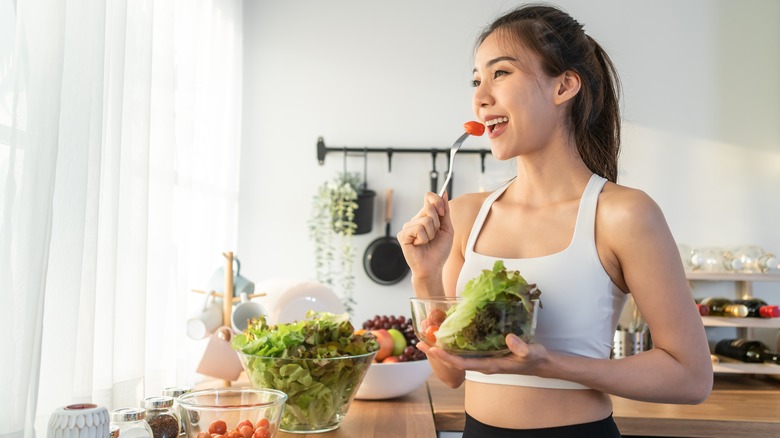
[186, 293, 223, 340]
[363, 189, 410, 285]
[354, 149, 376, 235]
[231, 292, 267, 333]
[430, 152, 439, 193]
[208, 256, 255, 298]
[195, 327, 244, 382]
[437, 121, 485, 197]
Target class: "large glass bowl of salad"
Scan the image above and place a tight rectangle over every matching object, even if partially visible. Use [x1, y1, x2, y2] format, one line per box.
[410, 261, 541, 357]
[232, 311, 378, 433]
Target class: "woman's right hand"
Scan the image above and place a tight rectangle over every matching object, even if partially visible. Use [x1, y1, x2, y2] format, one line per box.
[396, 192, 454, 280]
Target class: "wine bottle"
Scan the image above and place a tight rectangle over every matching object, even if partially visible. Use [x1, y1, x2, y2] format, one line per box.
[714, 339, 780, 364]
[735, 298, 780, 318]
[699, 297, 748, 317]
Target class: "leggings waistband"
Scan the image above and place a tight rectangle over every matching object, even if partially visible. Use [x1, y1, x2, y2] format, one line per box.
[463, 412, 622, 438]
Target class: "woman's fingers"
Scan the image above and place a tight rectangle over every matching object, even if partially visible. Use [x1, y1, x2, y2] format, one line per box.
[398, 192, 446, 246]
[398, 221, 431, 245]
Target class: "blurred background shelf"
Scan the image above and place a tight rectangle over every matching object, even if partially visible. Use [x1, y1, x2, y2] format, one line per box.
[686, 272, 780, 283]
[713, 361, 780, 375]
[702, 316, 780, 328]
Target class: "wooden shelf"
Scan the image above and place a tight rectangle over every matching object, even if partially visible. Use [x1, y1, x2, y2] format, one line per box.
[713, 361, 780, 375]
[702, 316, 780, 328]
[686, 272, 780, 282]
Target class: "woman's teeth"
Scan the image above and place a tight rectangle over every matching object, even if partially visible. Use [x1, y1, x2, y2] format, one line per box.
[485, 116, 509, 127]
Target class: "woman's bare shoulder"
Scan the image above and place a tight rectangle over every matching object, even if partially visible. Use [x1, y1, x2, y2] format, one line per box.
[598, 182, 669, 240]
[448, 191, 492, 248]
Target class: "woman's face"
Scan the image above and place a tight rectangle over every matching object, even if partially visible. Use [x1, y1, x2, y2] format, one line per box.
[472, 32, 560, 160]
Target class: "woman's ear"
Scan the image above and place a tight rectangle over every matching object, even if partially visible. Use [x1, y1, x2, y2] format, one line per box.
[553, 70, 581, 105]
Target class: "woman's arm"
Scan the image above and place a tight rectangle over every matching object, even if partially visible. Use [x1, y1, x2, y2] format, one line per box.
[398, 193, 484, 387]
[398, 192, 453, 298]
[585, 187, 713, 403]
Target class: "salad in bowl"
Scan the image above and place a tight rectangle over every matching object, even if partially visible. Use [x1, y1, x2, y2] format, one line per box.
[410, 261, 541, 357]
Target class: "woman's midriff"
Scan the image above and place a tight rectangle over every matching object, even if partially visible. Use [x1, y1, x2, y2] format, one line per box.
[465, 380, 613, 429]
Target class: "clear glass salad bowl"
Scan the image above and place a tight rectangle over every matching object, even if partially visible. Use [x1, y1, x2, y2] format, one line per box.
[410, 297, 539, 357]
[235, 351, 376, 433]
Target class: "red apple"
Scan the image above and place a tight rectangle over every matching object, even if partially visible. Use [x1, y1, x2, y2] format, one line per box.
[370, 329, 394, 362]
[382, 355, 401, 363]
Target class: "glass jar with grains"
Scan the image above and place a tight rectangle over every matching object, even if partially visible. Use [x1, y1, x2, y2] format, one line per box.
[143, 396, 180, 438]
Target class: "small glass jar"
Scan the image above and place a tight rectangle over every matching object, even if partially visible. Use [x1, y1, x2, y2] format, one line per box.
[143, 396, 180, 438]
[162, 386, 191, 436]
[110, 407, 153, 438]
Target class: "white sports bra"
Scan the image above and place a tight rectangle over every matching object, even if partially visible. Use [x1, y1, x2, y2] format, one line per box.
[457, 174, 627, 390]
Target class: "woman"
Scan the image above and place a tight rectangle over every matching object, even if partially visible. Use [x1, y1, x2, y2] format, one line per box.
[397, 4, 713, 437]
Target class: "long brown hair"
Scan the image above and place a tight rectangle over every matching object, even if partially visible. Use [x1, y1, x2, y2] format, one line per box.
[476, 4, 621, 182]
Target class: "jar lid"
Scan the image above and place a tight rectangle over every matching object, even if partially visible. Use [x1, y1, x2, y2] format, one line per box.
[162, 386, 191, 397]
[111, 407, 146, 421]
[143, 396, 175, 408]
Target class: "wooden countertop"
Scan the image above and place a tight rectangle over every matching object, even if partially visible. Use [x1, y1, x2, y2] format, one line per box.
[276, 384, 436, 438]
[200, 371, 780, 437]
[428, 374, 780, 437]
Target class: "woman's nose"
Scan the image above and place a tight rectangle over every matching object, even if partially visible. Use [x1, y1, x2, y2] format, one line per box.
[473, 84, 493, 109]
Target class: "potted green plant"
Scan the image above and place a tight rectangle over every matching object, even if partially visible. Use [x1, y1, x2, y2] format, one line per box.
[309, 172, 374, 314]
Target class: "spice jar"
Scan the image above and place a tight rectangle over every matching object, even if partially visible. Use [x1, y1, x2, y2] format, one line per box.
[143, 396, 180, 438]
[110, 407, 153, 438]
[162, 386, 191, 436]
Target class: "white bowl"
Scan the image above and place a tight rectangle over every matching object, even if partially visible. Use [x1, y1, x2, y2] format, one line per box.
[354, 360, 432, 400]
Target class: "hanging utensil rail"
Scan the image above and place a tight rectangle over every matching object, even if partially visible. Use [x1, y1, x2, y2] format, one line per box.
[317, 136, 491, 172]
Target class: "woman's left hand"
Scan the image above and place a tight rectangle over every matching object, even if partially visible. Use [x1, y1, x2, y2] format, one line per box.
[424, 334, 551, 375]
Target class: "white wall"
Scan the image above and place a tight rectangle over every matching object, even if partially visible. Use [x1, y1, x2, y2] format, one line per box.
[237, 0, 780, 326]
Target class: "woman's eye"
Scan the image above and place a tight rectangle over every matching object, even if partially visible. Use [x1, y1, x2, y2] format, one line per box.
[493, 70, 509, 79]
[471, 79, 481, 87]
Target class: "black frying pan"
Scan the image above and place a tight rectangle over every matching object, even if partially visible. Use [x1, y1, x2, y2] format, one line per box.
[363, 189, 410, 285]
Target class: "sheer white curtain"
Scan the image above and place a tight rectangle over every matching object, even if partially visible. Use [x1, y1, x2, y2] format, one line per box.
[0, 0, 243, 435]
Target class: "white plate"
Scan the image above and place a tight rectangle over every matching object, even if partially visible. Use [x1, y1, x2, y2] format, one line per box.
[265, 281, 345, 324]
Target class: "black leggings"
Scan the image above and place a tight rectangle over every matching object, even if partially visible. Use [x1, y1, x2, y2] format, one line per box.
[463, 412, 622, 438]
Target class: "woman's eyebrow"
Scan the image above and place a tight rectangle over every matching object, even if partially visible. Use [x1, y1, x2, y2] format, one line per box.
[473, 56, 519, 73]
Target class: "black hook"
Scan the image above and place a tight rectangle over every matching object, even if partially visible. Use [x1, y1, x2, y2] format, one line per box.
[387, 148, 394, 172]
[362, 147, 368, 191]
[317, 137, 327, 165]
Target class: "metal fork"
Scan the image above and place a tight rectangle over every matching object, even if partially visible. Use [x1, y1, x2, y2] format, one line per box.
[437, 132, 471, 197]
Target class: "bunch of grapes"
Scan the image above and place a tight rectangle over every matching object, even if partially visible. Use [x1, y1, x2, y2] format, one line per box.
[362, 315, 426, 361]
